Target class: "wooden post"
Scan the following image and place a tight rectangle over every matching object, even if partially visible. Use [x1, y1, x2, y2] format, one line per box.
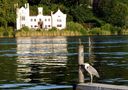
[88, 36, 92, 62]
[78, 41, 84, 83]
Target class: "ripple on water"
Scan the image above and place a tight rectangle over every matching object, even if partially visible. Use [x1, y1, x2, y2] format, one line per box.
[100, 78, 128, 85]
[0, 83, 72, 90]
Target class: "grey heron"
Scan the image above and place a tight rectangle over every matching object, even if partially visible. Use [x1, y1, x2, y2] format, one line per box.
[81, 63, 100, 83]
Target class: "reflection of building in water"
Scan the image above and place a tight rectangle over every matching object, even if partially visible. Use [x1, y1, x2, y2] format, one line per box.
[16, 37, 68, 83]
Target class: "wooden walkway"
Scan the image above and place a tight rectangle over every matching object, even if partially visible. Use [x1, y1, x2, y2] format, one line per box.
[76, 83, 128, 90]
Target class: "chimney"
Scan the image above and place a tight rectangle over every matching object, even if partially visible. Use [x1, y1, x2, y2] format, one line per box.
[25, 3, 26, 8]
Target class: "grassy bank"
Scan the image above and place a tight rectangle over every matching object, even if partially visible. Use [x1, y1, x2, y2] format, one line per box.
[15, 29, 83, 37]
[15, 28, 128, 37]
[1, 28, 128, 38]
[1, 22, 128, 38]
[15, 29, 110, 37]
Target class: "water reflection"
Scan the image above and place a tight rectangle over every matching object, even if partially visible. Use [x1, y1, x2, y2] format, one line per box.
[92, 36, 128, 85]
[0, 83, 72, 89]
[0, 38, 17, 84]
[16, 37, 68, 83]
[0, 36, 128, 89]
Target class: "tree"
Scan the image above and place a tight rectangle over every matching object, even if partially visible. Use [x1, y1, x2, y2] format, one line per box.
[95, 0, 128, 27]
[110, 2, 128, 27]
[28, 0, 41, 5]
[71, 5, 94, 23]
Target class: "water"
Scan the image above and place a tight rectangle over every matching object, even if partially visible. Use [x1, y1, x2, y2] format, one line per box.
[0, 36, 128, 89]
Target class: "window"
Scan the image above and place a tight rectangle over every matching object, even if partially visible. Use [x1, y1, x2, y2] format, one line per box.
[34, 19, 36, 22]
[48, 25, 51, 27]
[21, 24, 25, 27]
[45, 25, 47, 28]
[48, 19, 50, 21]
[39, 18, 41, 21]
[57, 19, 61, 22]
[45, 19, 47, 21]
[31, 25, 33, 28]
[31, 19, 33, 22]
[57, 24, 62, 27]
[21, 16, 25, 21]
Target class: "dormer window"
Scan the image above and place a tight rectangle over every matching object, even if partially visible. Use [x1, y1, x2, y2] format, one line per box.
[21, 16, 25, 21]
[22, 10, 24, 13]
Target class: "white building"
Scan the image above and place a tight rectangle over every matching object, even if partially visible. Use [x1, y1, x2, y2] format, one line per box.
[16, 3, 67, 30]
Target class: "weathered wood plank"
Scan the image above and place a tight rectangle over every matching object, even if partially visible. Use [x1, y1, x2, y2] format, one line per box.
[78, 44, 84, 83]
[76, 83, 128, 90]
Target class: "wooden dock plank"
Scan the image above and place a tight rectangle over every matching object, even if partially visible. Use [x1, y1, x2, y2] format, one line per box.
[76, 83, 128, 90]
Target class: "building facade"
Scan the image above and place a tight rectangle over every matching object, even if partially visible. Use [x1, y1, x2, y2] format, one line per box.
[16, 3, 67, 30]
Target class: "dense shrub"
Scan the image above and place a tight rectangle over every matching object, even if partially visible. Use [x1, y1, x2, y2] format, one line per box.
[89, 28, 102, 35]
[101, 23, 112, 31]
[20, 26, 30, 31]
[67, 22, 87, 34]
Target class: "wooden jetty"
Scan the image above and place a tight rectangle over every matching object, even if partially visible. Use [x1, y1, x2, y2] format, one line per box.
[76, 83, 128, 90]
[77, 41, 128, 90]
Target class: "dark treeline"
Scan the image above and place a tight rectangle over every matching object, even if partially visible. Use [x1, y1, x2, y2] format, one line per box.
[0, 0, 128, 36]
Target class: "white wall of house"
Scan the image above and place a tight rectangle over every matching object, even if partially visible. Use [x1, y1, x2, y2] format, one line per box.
[16, 3, 67, 30]
[51, 9, 66, 30]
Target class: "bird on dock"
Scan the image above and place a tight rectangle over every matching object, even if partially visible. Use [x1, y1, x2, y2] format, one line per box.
[81, 63, 100, 83]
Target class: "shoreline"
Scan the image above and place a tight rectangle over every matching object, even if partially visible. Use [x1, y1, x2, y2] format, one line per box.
[0, 34, 127, 38]
[0, 28, 128, 38]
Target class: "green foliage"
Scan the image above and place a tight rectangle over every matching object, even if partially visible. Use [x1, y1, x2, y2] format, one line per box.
[71, 5, 94, 23]
[0, 27, 14, 37]
[111, 26, 122, 35]
[101, 23, 113, 31]
[97, 0, 128, 27]
[20, 26, 29, 31]
[0, 27, 4, 34]
[110, 2, 128, 27]
[89, 27, 102, 35]
[29, 5, 38, 15]
[50, 27, 57, 31]
[67, 22, 83, 31]
[67, 22, 87, 34]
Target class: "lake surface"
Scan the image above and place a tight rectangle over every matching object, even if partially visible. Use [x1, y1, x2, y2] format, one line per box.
[0, 36, 128, 89]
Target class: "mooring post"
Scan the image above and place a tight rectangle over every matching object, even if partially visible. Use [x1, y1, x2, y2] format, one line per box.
[78, 39, 84, 83]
